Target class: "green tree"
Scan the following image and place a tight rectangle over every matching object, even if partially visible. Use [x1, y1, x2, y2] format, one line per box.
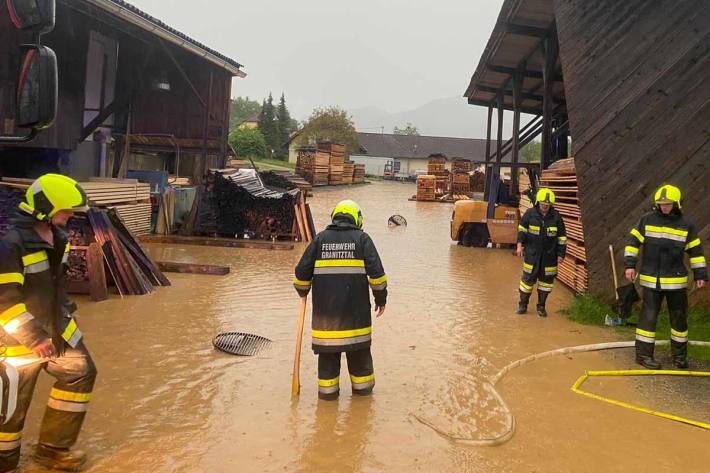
[296, 106, 359, 153]
[258, 93, 278, 157]
[229, 96, 261, 131]
[275, 93, 296, 160]
[519, 140, 541, 163]
[393, 122, 420, 136]
[229, 128, 267, 159]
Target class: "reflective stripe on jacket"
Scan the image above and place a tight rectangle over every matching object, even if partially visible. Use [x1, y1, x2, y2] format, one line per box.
[517, 206, 567, 277]
[0, 216, 81, 353]
[294, 217, 387, 353]
[624, 209, 708, 290]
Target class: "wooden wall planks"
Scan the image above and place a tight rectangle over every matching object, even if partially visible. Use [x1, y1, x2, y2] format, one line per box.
[554, 0, 710, 302]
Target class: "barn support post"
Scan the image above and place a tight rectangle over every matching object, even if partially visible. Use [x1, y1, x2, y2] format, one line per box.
[483, 104, 493, 200]
[541, 29, 558, 170]
[511, 67, 524, 195]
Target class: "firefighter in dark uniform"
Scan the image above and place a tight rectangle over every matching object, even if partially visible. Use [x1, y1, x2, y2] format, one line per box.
[624, 184, 707, 370]
[294, 200, 387, 400]
[0, 174, 97, 472]
[516, 188, 567, 317]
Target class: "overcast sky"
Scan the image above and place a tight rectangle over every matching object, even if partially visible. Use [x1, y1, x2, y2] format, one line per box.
[127, 0, 504, 133]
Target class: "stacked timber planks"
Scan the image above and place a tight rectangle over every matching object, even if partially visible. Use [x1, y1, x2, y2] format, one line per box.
[416, 175, 436, 201]
[320, 142, 345, 185]
[540, 158, 588, 293]
[296, 147, 328, 186]
[109, 203, 152, 236]
[452, 159, 472, 174]
[342, 162, 355, 185]
[427, 155, 449, 196]
[353, 164, 366, 184]
[80, 179, 151, 205]
[518, 170, 534, 213]
[452, 173, 470, 194]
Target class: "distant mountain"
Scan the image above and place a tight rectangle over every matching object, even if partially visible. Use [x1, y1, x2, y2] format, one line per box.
[350, 96, 514, 139]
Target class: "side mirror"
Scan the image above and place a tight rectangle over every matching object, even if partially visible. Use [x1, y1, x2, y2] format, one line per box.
[6, 0, 55, 33]
[16, 45, 58, 130]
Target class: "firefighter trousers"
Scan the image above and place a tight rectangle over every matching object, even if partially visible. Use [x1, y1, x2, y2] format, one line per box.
[518, 270, 555, 307]
[317, 349, 374, 399]
[0, 341, 97, 471]
[636, 288, 688, 360]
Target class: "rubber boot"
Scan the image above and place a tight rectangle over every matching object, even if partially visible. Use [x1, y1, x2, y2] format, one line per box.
[536, 290, 549, 318]
[672, 340, 689, 369]
[318, 391, 339, 401]
[635, 341, 661, 370]
[33, 445, 86, 471]
[516, 290, 531, 315]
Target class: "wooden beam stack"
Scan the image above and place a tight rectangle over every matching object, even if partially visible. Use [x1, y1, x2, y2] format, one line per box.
[427, 156, 449, 196]
[540, 158, 588, 293]
[342, 162, 355, 185]
[296, 147, 328, 186]
[353, 164, 366, 184]
[452, 173, 471, 194]
[452, 159, 472, 174]
[319, 142, 345, 185]
[416, 175, 436, 201]
[518, 169, 534, 213]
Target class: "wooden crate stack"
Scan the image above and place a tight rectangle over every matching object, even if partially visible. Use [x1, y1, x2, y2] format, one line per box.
[452, 173, 470, 194]
[318, 142, 345, 185]
[427, 155, 449, 195]
[342, 162, 355, 185]
[452, 159, 471, 174]
[353, 164, 366, 184]
[540, 158, 588, 293]
[296, 147, 329, 186]
[416, 175, 436, 201]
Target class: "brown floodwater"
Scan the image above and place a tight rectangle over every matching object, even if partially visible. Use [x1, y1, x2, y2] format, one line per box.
[18, 181, 710, 472]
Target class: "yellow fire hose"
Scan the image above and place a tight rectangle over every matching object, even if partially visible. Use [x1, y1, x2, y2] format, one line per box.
[571, 369, 710, 430]
[412, 340, 710, 446]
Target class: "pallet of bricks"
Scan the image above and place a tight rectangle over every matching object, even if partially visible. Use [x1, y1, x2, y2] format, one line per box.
[353, 164, 366, 184]
[342, 162, 354, 185]
[539, 158, 588, 293]
[319, 142, 345, 185]
[296, 147, 329, 186]
[427, 154, 448, 196]
[416, 175, 436, 201]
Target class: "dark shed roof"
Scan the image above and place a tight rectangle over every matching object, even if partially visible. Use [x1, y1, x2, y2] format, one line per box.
[463, 0, 562, 114]
[83, 0, 245, 76]
[356, 133, 493, 161]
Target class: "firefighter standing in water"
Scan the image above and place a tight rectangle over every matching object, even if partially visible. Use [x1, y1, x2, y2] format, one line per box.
[624, 184, 707, 369]
[0, 174, 97, 472]
[516, 188, 567, 317]
[293, 200, 387, 400]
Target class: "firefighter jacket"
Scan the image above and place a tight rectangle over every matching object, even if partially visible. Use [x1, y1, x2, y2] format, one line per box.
[0, 215, 82, 358]
[624, 208, 707, 290]
[517, 206, 567, 278]
[293, 216, 387, 354]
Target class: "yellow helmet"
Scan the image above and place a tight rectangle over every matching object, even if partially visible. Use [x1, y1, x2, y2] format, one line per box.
[654, 184, 682, 208]
[535, 188, 555, 205]
[331, 199, 363, 229]
[20, 174, 89, 222]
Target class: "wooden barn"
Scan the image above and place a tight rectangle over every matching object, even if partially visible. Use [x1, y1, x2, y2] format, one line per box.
[0, 0, 245, 183]
[465, 0, 710, 304]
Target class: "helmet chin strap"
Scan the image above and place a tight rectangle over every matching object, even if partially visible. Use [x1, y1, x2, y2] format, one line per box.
[18, 202, 52, 224]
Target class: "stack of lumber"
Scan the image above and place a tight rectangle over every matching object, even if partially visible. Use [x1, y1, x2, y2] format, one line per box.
[518, 169, 534, 213]
[470, 169, 486, 193]
[80, 179, 151, 205]
[427, 155, 449, 196]
[353, 164, 366, 184]
[87, 209, 170, 295]
[342, 162, 355, 185]
[320, 142, 345, 185]
[540, 158, 587, 293]
[416, 175, 436, 201]
[261, 170, 312, 195]
[452, 173, 470, 194]
[193, 170, 301, 240]
[296, 147, 329, 186]
[452, 159, 472, 173]
[110, 202, 152, 236]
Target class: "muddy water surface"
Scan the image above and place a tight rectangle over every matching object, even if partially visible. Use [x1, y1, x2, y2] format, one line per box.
[20, 181, 710, 472]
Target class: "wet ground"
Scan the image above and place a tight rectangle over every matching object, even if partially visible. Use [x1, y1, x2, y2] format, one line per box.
[19, 181, 710, 472]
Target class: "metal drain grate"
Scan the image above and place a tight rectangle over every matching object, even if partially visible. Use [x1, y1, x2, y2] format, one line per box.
[212, 332, 272, 356]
